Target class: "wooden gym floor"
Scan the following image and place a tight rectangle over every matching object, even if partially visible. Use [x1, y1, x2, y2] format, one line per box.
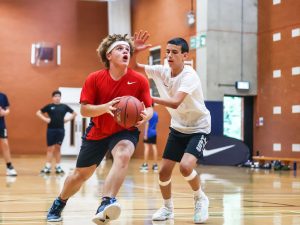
[0, 156, 300, 225]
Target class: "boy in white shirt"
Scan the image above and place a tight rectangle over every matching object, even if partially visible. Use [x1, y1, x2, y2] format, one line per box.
[135, 31, 211, 224]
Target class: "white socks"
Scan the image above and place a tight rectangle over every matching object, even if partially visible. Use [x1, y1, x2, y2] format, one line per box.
[193, 187, 206, 199]
[164, 198, 174, 209]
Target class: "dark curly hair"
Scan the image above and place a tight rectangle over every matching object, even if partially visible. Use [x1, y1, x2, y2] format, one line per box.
[96, 34, 134, 68]
[167, 37, 189, 53]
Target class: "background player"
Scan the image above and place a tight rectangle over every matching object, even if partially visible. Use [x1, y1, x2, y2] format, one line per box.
[37, 90, 77, 174]
[140, 103, 159, 172]
[0, 92, 17, 176]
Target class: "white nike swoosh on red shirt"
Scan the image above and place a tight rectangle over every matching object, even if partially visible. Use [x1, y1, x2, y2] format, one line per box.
[127, 81, 136, 85]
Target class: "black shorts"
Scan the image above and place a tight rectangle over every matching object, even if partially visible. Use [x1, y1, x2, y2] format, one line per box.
[163, 127, 209, 162]
[47, 128, 65, 146]
[76, 129, 140, 168]
[143, 136, 157, 144]
[0, 128, 8, 138]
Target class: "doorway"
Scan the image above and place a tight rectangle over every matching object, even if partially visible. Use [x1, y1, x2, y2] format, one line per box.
[59, 87, 89, 156]
[223, 95, 254, 157]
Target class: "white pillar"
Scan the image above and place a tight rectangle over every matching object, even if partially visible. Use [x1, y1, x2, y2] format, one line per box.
[108, 0, 131, 35]
[196, 0, 208, 98]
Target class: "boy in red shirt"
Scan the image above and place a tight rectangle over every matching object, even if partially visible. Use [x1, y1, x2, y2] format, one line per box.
[46, 34, 153, 224]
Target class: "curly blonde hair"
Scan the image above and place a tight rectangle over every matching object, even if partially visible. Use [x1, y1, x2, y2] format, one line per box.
[97, 34, 134, 68]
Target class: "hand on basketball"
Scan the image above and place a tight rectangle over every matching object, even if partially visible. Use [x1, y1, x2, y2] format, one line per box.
[135, 102, 148, 127]
[133, 30, 152, 52]
[106, 97, 121, 117]
[45, 118, 51, 124]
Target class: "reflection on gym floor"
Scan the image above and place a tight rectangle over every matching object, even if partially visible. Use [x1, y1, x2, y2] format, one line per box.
[0, 156, 300, 225]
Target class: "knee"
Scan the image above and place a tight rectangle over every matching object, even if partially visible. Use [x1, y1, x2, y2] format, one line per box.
[158, 168, 171, 181]
[47, 147, 55, 153]
[114, 141, 133, 167]
[179, 162, 194, 177]
[116, 152, 131, 167]
[72, 170, 90, 182]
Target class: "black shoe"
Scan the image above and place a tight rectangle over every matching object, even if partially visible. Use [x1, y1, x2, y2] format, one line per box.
[40, 166, 51, 174]
[152, 164, 158, 171]
[47, 198, 66, 222]
[55, 166, 65, 174]
[140, 163, 148, 171]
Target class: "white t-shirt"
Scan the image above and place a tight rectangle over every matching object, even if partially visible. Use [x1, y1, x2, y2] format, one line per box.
[145, 65, 211, 134]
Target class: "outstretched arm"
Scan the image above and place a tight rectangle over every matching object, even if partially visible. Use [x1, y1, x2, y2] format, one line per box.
[152, 91, 188, 109]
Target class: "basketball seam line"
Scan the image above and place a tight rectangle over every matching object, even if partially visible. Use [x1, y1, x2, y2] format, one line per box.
[133, 98, 139, 124]
[124, 96, 130, 128]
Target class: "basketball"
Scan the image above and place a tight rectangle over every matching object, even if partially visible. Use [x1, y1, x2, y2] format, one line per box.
[113, 96, 143, 128]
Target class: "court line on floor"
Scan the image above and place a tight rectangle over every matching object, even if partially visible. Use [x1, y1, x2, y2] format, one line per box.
[1, 212, 300, 224]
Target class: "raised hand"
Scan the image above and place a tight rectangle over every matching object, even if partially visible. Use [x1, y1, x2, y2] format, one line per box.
[133, 30, 152, 52]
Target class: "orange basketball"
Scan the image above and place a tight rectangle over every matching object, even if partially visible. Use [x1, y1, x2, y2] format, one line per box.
[113, 96, 143, 128]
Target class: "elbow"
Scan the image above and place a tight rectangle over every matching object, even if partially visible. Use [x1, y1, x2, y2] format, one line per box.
[170, 102, 180, 109]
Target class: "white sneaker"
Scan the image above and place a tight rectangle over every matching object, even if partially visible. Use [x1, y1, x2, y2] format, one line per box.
[6, 168, 17, 176]
[194, 195, 209, 223]
[152, 206, 174, 221]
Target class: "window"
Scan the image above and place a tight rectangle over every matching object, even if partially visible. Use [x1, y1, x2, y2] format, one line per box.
[149, 46, 161, 65]
[223, 96, 244, 140]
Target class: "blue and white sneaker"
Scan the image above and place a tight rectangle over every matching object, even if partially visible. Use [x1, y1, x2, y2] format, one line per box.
[92, 197, 121, 225]
[47, 198, 66, 222]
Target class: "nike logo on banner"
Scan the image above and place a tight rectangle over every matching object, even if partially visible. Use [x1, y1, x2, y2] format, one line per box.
[203, 145, 235, 157]
[127, 81, 136, 85]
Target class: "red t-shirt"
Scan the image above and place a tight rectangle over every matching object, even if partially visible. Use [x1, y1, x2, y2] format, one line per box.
[80, 68, 152, 140]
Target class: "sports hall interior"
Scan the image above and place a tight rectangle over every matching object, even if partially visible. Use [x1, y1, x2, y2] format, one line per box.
[0, 0, 300, 225]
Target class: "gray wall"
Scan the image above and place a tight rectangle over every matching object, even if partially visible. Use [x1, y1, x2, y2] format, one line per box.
[205, 0, 257, 100]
